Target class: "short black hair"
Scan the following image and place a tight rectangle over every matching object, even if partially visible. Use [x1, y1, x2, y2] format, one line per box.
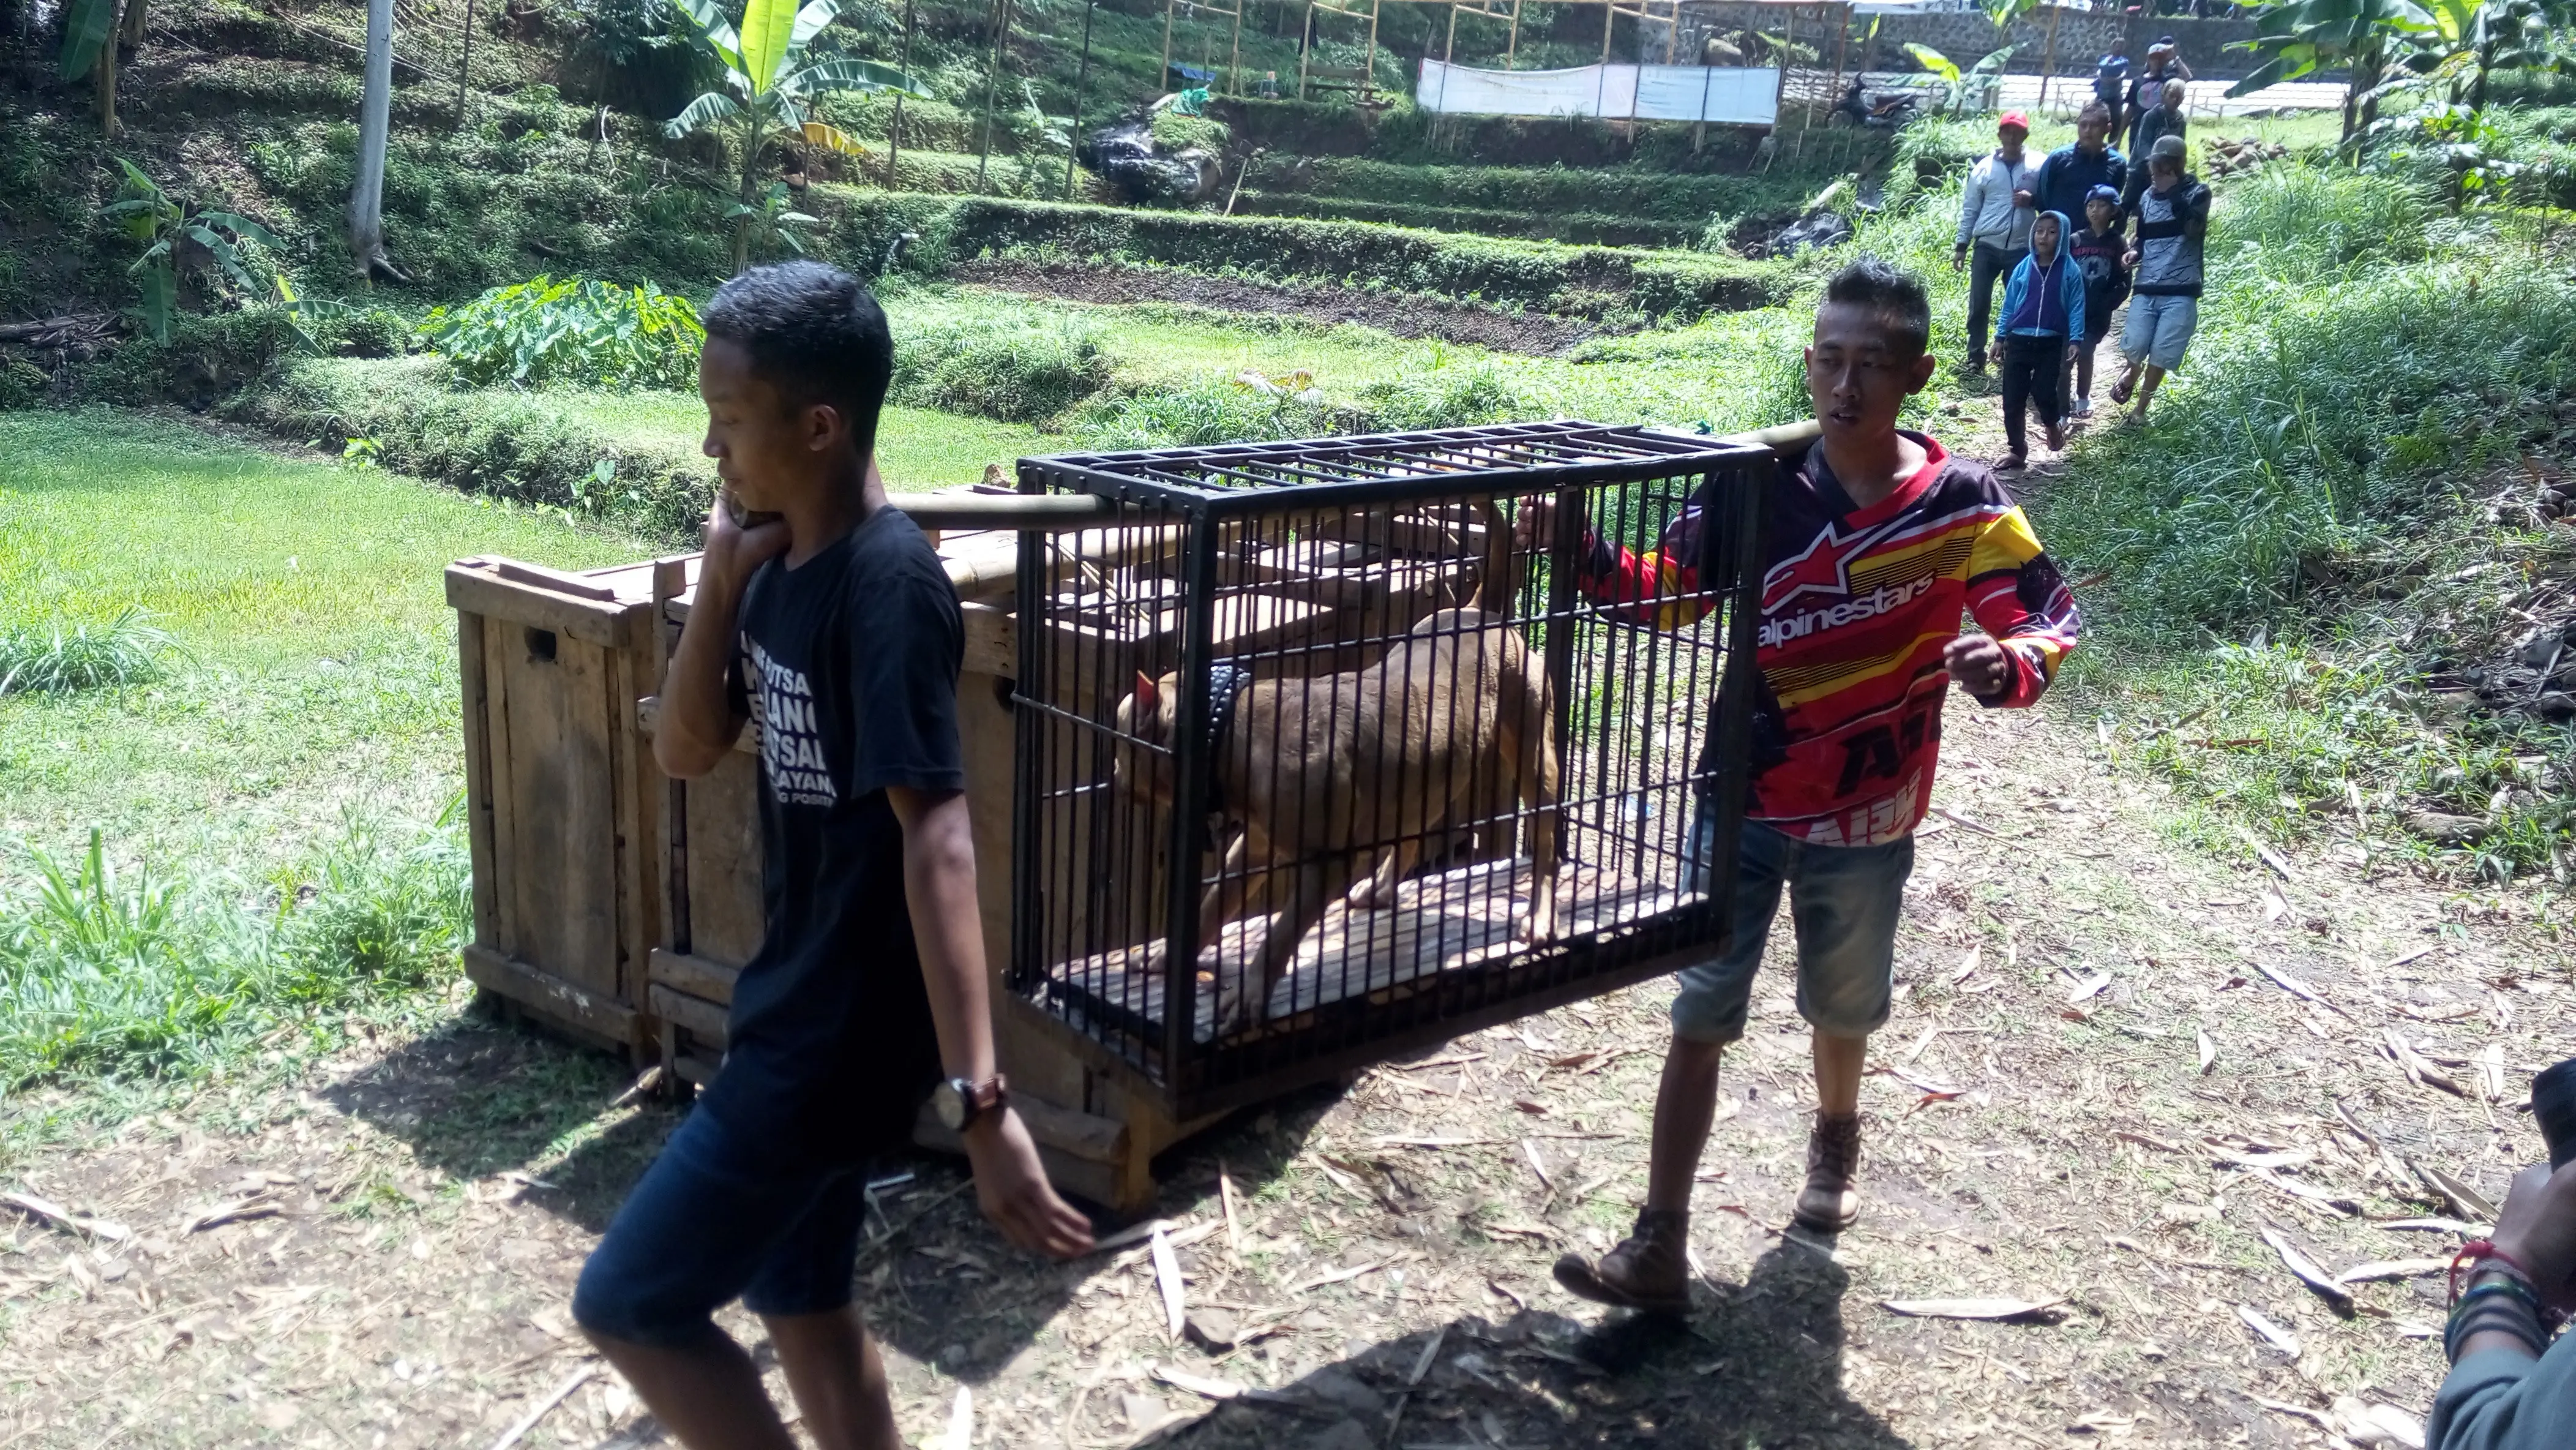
[1821, 257, 1931, 359]
[703, 260, 894, 455]
[2079, 100, 2113, 124]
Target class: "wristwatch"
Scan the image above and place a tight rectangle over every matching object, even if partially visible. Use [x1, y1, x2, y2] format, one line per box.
[932, 1074, 1009, 1132]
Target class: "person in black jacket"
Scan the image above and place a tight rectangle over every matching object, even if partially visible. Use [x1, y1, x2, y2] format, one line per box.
[2035, 103, 2127, 224]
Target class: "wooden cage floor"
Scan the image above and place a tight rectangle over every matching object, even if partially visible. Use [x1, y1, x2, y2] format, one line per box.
[1043, 857, 1694, 1044]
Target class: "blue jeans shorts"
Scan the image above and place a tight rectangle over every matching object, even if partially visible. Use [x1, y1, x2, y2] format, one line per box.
[572, 1105, 874, 1347]
[1670, 808, 1914, 1045]
[2121, 293, 2200, 372]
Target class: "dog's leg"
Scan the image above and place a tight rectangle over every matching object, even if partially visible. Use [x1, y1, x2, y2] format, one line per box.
[1249, 851, 1365, 1023]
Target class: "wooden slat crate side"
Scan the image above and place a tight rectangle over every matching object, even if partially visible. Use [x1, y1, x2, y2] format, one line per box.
[684, 750, 766, 969]
[489, 625, 623, 1001]
[459, 609, 501, 952]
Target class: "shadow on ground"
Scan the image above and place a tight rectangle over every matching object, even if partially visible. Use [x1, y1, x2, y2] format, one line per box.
[1161, 1244, 1908, 1450]
[321, 1009, 673, 1232]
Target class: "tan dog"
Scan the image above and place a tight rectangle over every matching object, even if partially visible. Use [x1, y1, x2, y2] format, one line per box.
[1114, 501, 1560, 1030]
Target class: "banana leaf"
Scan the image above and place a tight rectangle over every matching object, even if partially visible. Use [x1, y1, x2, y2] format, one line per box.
[58, 0, 118, 82]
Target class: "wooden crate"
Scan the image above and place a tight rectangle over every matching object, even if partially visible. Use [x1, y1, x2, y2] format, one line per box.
[447, 555, 687, 1059]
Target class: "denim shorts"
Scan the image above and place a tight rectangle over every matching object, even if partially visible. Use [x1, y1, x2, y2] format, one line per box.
[2121, 293, 2200, 371]
[1670, 807, 1914, 1045]
[572, 1105, 875, 1347]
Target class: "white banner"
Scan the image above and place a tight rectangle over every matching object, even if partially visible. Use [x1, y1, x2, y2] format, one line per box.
[1416, 59, 1780, 124]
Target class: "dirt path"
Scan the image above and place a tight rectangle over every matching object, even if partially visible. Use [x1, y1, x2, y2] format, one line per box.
[4, 671, 2563, 1449]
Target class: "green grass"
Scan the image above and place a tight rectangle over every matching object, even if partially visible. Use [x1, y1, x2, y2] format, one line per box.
[2035, 162, 2576, 881]
[0, 408, 645, 875]
[550, 389, 1059, 492]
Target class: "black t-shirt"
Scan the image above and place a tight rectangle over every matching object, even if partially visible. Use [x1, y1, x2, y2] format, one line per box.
[699, 506, 962, 1162]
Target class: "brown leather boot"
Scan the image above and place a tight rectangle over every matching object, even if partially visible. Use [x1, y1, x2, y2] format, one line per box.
[1792, 1111, 1863, 1234]
[1551, 1208, 1691, 1315]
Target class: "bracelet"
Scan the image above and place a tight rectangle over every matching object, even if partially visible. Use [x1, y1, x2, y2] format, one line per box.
[2448, 1302, 2548, 1364]
[2456, 1279, 2545, 1315]
[2452, 1240, 2543, 1307]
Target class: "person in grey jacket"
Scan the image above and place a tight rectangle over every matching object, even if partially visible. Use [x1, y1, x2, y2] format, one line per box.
[2428, 1159, 2576, 1449]
[1952, 111, 2038, 378]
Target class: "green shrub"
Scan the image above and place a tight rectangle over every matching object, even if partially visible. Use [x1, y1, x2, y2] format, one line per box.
[0, 816, 468, 1091]
[1358, 363, 1527, 430]
[0, 357, 47, 410]
[893, 315, 1112, 423]
[231, 356, 711, 540]
[77, 306, 310, 407]
[0, 608, 176, 694]
[334, 306, 415, 359]
[817, 190, 1791, 321]
[1150, 110, 1232, 152]
[419, 276, 705, 390]
[1078, 378, 1348, 449]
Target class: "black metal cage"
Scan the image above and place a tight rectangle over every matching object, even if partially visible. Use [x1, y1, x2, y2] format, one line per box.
[1011, 421, 1770, 1119]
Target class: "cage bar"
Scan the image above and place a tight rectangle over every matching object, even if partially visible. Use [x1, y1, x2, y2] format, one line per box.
[1011, 421, 1768, 1121]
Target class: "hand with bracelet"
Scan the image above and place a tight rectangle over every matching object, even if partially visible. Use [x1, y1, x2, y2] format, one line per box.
[2430, 1161, 2576, 1450]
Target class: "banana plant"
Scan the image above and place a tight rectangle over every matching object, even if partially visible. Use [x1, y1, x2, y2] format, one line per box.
[1903, 42, 2018, 116]
[664, 0, 931, 270]
[97, 159, 286, 344]
[2228, 0, 2424, 140]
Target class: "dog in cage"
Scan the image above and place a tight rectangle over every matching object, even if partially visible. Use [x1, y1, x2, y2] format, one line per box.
[1113, 499, 1561, 1031]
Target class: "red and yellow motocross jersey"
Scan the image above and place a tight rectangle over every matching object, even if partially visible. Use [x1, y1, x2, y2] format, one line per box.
[1576, 433, 2081, 847]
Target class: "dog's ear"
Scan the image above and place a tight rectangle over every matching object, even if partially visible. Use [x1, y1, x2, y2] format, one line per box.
[1133, 670, 1159, 710]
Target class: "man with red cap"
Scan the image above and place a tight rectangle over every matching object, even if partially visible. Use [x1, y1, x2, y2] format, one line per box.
[1952, 111, 2037, 379]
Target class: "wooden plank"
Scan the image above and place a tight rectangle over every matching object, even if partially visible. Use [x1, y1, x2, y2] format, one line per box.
[648, 981, 731, 1046]
[493, 630, 624, 1001]
[961, 602, 1015, 678]
[457, 609, 501, 950]
[685, 750, 767, 967]
[635, 695, 760, 755]
[465, 944, 638, 1042]
[443, 565, 642, 650]
[608, 639, 657, 1018]
[648, 947, 741, 1007]
[1045, 859, 1682, 1045]
[909, 1091, 1129, 1165]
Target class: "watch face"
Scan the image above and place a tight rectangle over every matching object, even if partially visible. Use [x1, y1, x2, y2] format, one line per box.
[934, 1082, 967, 1131]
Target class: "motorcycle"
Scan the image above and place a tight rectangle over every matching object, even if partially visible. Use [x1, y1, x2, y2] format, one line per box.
[1832, 81, 1922, 130]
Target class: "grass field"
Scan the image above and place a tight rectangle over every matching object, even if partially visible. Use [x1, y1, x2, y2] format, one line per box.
[0, 410, 646, 877]
[553, 391, 1060, 491]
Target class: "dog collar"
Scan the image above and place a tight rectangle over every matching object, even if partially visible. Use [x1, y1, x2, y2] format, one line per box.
[1202, 661, 1251, 819]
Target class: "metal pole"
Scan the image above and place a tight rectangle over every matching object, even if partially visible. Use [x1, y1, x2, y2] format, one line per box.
[1163, 0, 1177, 92]
[889, 0, 918, 188]
[1229, 0, 1241, 94]
[1065, 0, 1094, 200]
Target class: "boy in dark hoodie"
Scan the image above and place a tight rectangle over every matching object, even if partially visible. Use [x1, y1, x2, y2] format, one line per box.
[1988, 209, 2086, 469]
[2067, 184, 2130, 418]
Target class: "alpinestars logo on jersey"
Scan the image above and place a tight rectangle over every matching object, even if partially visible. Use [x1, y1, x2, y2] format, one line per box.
[1757, 515, 1931, 651]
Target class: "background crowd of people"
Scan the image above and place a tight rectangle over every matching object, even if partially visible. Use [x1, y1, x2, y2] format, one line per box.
[1956, 36, 2211, 468]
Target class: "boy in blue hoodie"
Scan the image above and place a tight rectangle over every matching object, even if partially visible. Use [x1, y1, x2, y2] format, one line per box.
[1987, 209, 2086, 469]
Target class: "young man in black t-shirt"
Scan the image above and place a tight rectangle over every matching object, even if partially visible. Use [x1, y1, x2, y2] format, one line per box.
[572, 261, 1091, 1450]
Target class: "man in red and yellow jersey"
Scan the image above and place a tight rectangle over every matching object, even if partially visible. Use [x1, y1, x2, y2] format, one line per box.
[1548, 258, 2080, 1313]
